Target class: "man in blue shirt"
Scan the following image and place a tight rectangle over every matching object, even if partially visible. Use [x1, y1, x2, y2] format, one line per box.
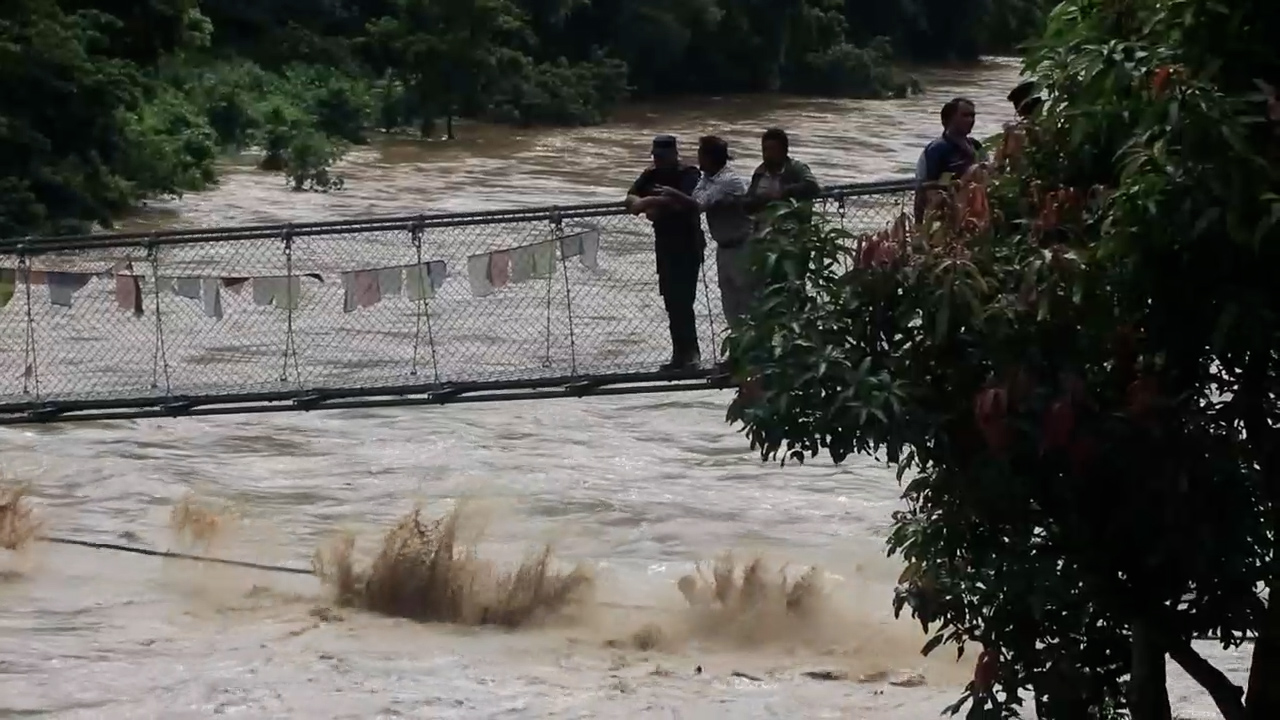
[915, 97, 982, 221]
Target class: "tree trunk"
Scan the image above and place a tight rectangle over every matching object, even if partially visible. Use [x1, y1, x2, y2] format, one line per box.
[1129, 619, 1173, 720]
[1032, 659, 1095, 719]
[1246, 592, 1280, 720]
[1034, 686, 1093, 719]
[1240, 348, 1280, 720]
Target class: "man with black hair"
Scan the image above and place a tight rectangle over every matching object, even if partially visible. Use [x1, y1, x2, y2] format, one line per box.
[655, 136, 754, 345]
[746, 127, 820, 214]
[922, 97, 982, 183]
[915, 97, 983, 220]
[1007, 80, 1043, 119]
[625, 134, 706, 371]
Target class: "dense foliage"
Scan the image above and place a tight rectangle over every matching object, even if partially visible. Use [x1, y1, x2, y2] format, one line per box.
[728, 0, 1279, 717]
[1, 0, 1050, 237]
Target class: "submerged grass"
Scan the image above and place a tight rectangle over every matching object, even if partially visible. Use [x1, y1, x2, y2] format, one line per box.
[0, 484, 40, 551]
[313, 505, 595, 628]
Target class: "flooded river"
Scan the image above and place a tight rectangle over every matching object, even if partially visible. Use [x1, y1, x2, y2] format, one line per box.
[0, 59, 1247, 718]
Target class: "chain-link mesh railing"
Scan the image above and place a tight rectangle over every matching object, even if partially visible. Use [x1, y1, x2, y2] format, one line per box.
[0, 179, 914, 422]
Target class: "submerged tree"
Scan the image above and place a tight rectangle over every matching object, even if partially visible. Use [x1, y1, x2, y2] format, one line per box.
[726, 0, 1280, 717]
[365, 0, 533, 138]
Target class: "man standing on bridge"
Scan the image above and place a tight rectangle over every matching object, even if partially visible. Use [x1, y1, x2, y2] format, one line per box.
[625, 135, 706, 371]
[744, 128, 821, 214]
[654, 136, 754, 364]
[915, 97, 983, 222]
[1007, 80, 1043, 120]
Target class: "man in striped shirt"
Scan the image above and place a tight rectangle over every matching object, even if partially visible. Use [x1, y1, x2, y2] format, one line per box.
[656, 136, 754, 339]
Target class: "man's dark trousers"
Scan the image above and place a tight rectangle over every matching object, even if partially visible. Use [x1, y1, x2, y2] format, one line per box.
[657, 247, 701, 362]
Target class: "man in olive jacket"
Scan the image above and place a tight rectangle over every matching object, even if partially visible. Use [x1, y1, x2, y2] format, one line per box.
[744, 127, 821, 221]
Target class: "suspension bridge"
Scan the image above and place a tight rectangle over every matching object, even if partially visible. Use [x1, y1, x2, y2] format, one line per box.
[0, 178, 914, 425]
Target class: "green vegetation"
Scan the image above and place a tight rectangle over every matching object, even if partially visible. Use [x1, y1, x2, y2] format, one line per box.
[729, 0, 1279, 716]
[1, 0, 1051, 238]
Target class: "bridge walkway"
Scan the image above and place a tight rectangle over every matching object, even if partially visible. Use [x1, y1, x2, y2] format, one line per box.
[0, 179, 913, 425]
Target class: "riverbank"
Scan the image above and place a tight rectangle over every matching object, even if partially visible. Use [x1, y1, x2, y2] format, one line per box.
[15, 0, 1030, 239]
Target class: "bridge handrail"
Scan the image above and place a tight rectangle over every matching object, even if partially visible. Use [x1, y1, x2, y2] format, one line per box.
[0, 177, 917, 255]
[0, 174, 921, 423]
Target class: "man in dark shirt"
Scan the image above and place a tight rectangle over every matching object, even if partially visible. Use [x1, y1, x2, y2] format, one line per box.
[1007, 80, 1043, 119]
[625, 135, 706, 370]
[915, 97, 983, 221]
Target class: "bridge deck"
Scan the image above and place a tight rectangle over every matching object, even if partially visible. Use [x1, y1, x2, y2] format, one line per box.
[0, 180, 912, 425]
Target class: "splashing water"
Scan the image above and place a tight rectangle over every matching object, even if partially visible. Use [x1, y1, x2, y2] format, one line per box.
[0, 483, 40, 552]
[615, 555, 828, 651]
[3, 480, 968, 691]
[313, 504, 596, 628]
[168, 492, 238, 550]
[678, 554, 828, 642]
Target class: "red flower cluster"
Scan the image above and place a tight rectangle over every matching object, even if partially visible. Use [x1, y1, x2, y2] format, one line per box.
[857, 213, 911, 268]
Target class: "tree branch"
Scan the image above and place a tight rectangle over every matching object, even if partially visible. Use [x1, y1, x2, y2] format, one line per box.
[1245, 592, 1280, 720]
[1168, 640, 1246, 720]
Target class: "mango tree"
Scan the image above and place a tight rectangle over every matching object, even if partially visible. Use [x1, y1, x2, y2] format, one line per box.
[725, 0, 1280, 717]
